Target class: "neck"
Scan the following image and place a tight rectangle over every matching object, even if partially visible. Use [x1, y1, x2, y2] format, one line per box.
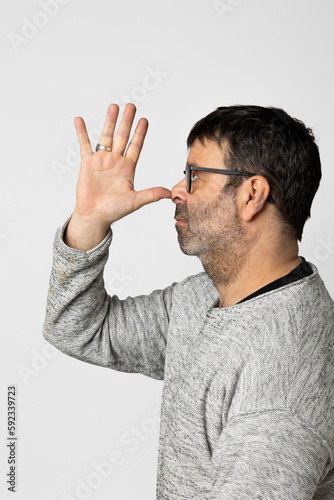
[200, 235, 301, 308]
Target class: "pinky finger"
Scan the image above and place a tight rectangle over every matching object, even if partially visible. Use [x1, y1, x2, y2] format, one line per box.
[74, 117, 93, 158]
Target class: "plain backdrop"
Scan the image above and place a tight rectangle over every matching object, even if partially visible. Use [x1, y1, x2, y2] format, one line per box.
[1, 0, 333, 499]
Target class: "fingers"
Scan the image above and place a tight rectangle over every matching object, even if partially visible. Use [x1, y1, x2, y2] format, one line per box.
[125, 118, 149, 163]
[98, 104, 119, 149]
[75, 103, 148, 163]
[134, 187, 172, 211]
[74, 117, 93, 158]
[112, 103, 137, 156]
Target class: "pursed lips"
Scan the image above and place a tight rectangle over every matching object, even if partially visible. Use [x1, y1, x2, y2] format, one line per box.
[175, 217, 188, 225]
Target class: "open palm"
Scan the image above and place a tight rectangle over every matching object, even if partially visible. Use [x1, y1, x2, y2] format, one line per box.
[73, 103, 172, 226]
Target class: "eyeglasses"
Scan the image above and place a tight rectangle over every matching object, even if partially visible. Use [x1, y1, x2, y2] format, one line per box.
[183, 163, 276, 204]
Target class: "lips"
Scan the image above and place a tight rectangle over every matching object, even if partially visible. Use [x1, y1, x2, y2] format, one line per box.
[175, 205, 189, 224]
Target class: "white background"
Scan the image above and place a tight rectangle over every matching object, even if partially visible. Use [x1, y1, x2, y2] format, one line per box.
[1, 0, 333, 499]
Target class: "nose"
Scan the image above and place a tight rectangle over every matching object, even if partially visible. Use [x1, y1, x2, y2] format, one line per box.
[171, 177, 188, 205]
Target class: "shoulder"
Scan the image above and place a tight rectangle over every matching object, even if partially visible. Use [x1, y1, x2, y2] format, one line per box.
[279, 263, 334, 330]
[237, 262, 334, 325]
[301, 262, 334, 315]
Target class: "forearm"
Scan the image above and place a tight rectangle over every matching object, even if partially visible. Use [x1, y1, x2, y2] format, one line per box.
[43, 217, 113, 365]
[42, 217, 173, 379]
[64, 210, 111, 251]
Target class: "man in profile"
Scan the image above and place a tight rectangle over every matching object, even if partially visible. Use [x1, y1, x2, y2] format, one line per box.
[43, 102, 334, 499]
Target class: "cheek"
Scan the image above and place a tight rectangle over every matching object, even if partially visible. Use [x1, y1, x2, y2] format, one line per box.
[188, 203, 211, 228]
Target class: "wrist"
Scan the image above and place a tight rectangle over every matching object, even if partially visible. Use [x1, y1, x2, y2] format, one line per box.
[64, 210, 111, 251]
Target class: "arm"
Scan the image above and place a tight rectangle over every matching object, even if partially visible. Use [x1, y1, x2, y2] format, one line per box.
[43, 216, 175, 380]
[42, 103, 173, 379]
[211, 409, 332, 499]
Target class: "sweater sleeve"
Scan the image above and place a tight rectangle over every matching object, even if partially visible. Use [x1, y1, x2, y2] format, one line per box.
[211, 408, 333, 500]
[42, 216, 176, 380]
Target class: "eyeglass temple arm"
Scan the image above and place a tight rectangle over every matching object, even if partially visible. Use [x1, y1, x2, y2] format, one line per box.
[184, 166, 276, 204]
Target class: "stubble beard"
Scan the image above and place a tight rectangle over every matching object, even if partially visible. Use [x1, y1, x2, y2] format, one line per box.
[175, 189, 249, 287]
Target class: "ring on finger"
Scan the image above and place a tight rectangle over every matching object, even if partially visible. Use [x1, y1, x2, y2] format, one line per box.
[96, 143, 112, 152]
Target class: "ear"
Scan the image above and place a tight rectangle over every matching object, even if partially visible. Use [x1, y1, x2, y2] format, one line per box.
[238, 176, 272, 222]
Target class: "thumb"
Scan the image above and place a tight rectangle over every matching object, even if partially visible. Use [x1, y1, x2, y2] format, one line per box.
[134, 187, 172, 210]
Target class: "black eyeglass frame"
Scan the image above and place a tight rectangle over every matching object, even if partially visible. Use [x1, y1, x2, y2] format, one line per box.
[183, 164, 276, 204]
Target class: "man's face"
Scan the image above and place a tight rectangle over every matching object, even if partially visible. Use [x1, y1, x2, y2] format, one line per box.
[172, 138, 246, 265]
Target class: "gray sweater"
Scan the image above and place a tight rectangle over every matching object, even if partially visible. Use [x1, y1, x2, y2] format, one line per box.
[43, 216, 334, 500]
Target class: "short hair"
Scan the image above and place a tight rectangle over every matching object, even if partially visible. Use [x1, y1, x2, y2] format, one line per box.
[187, 105, 322, 241]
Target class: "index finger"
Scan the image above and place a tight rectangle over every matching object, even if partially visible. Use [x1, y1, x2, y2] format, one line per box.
[74, 116, 93, 158]
[125, 117, 149, 163]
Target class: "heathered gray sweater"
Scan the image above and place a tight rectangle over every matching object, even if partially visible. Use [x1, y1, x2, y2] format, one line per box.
[43, 216, 334, 500]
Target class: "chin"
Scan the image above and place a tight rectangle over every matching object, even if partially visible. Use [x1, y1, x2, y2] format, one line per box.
[179, 245, 195, 256]
[176, 225, 207, 257]
[177, 236, 202, 257]
[177, 234, 193, 255]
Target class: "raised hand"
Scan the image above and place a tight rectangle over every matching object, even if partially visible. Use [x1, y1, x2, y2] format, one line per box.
[62, 103, 172, 250]
[73, 102, 172, 227]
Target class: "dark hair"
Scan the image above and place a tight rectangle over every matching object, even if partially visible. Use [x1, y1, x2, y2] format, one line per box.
[187, 105, 322, 241]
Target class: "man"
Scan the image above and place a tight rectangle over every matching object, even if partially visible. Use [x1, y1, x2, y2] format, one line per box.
[43, 103, 334, 499]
